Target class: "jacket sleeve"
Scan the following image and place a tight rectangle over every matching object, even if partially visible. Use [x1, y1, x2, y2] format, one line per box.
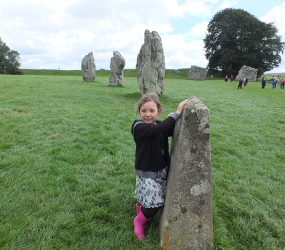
[132, 114, 180, 142]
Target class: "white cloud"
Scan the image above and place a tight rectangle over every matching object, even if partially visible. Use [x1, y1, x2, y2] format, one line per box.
[190, 21, 209, 38]
[217, 0, 239, 11]
[260, 3, 285, 73]
[1, 0, 178, 69]
[260, 3, 285, 38]
[0, 0, 284, 72]
[162, 34, 207, 69]
[163, 0, 225, 18]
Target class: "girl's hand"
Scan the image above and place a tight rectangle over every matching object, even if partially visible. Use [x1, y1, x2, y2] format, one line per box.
[176, 99, 188, 115]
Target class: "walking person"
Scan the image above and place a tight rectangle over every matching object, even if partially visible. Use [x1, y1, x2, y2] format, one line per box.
[261, 76, 266, 89]
[272, 77, 277, 89]
[276, 77, 279, 89]
[131, 94, 188, 240]
[244, 77, 248, 89]
[281, 78, 285, 90]
[238, 77, 243, 89]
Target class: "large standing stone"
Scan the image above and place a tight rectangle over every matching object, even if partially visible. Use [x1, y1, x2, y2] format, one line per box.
[136, 29, 165, 95]
[109, 51, 125, 86]
[188, 65, 208, 80]
[160, 96, 213, 250]
[81, 52, 96, 81]
[235, 65, 258, 81]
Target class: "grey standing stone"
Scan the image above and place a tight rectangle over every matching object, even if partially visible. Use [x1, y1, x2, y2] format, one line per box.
[235, 65, 258, 81]
[188, 65, 208, 80]
[81, 52, 96, 81]
[109, 51, 125, 86]
[160, 96, 213, 250]
[136, 29, 165, 95]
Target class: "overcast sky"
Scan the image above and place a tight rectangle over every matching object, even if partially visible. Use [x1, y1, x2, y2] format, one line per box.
[1, 0, 285, 73]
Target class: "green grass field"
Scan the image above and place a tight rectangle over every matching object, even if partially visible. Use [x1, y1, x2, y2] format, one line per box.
[0, 71, 284, 249]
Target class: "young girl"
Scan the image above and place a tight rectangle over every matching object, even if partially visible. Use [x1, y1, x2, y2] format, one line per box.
[131, 94, 188, 240]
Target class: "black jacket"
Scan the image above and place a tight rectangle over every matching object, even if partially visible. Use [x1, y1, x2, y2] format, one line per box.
[131, 113, 180, 178]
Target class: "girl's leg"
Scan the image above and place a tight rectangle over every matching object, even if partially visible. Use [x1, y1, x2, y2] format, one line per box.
[133, 206, 161, 240]
[133, 210, 149, 240]
[141, 206, 161, 219]
[136, 202, 141, 215]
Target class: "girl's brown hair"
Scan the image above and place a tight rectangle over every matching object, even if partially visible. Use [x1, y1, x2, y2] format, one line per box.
[136, 94, 162, 114]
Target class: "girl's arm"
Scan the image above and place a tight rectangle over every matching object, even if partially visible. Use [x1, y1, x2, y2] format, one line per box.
[133, 116, 177, 139]
[133, 99, 188, 140]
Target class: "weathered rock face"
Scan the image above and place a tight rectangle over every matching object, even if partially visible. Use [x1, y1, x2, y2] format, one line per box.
[159, 96, 213, 250]
[136, 30, 165, 95]
[188, 65, 208, 80]
[235, 65, 258, 81]
[109, 51, 125, 86]
[81, 52, 96, 81]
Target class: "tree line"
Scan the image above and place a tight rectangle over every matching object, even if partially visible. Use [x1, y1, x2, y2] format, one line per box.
[0, 37, 22, 74]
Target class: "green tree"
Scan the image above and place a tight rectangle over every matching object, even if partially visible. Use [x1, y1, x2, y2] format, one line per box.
[0, 37, 22, 74]
[204, 8, 284, 76]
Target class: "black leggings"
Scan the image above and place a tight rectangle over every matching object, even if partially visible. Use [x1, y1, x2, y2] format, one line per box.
[141, 206, 161, 219]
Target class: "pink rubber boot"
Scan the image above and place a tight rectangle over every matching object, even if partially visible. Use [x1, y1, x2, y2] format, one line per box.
[133, 210, 150, 240]
[136, 202, 142, 215]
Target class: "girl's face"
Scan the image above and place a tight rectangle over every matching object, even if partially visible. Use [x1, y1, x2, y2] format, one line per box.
[139, 100, 162, 124]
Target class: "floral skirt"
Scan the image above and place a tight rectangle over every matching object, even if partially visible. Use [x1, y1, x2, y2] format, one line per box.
[134, 168, 167, 208]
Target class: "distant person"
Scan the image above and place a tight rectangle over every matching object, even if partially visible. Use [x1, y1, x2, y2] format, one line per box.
[131, 94, 188, 240]
[230, 75, 234, 82]
[272, 77, 277, 89]
[224, 75, 229, 82]
[243, 77, 248, 89]
[261, 76, 266, 89]
[281, 78, 285, 90]
[238, 77, 243, 89]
